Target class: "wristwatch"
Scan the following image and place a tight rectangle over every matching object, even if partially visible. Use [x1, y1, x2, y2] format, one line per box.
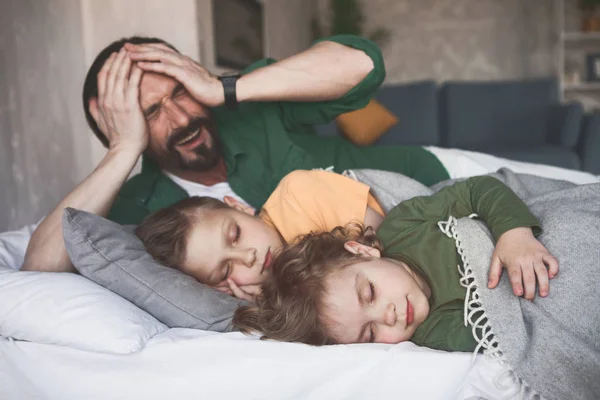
[218, 73, 241, 110]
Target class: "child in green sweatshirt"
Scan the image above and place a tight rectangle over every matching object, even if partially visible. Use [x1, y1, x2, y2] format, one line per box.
[233, 176, 558, 352]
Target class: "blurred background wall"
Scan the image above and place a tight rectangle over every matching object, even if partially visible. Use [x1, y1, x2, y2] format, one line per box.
[316, 0, 560, 82]
[0, 0, 592, 231]
[0, 0, 89, 232]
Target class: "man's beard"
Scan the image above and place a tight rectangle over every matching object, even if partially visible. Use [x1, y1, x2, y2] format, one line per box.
[164, 116, 222, 172]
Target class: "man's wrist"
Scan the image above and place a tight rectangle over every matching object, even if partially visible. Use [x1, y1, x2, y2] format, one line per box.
[235, 74, 252, 103]
[211, 77, 226, 106]
[108, 142, 145, 161]
[218, 73, 241, 109]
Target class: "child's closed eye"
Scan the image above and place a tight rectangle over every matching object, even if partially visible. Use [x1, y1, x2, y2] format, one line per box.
[368, 324, 376, 343]
[369, 281, 376, 303]
[230, 224, 241, 245]
[221, 262, 232, 282]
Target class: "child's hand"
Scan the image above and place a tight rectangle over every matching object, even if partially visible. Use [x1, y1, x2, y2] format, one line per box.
[488, 227, 559, 300]
[223, 280, 263, 304]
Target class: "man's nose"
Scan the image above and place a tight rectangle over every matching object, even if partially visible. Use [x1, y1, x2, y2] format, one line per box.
[164, 99, 191, 128]
[383, 302, 397, 326]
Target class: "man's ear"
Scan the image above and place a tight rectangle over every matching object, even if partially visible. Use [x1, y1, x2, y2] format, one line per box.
[344, 241, 381, 258]
[223, 196, 255, 216]
[88, 97, 100, 124]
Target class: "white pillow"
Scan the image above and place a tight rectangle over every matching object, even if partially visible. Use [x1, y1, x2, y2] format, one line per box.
[0, 266, 167, 354]
[0, 221, 38, 270]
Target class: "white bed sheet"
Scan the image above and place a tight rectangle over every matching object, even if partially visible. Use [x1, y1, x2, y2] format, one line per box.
[0, 329, 486, 400]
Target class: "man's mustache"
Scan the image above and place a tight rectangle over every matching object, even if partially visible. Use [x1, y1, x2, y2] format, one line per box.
[167, 117, 210, 150]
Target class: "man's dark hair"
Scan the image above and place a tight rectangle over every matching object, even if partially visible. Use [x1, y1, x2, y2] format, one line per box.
[82, 36, 180, 148]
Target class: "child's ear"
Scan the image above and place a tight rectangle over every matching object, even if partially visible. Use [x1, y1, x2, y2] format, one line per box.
[344, 241, 381, 258]
[223, 196, 256, 216]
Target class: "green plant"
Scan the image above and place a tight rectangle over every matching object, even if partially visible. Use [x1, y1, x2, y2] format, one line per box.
[312, 0, 390, 48]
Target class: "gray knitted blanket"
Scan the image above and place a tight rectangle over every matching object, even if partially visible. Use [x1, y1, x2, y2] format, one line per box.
[353, 168, 600, 400]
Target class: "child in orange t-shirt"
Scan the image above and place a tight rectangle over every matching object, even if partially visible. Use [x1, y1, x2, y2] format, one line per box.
[136, 169, 385, 302]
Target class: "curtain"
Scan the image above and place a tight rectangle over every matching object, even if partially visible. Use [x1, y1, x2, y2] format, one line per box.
[0, 0, 91, 232]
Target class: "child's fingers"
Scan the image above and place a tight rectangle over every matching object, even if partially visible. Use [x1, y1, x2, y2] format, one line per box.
[534, 260, 549, 297]
[228, 279, 254, 302]
[227, 279, 243, 296]
[506, 264, 524, 297]
[239, 284, 262, 296]
[521, 263, 536, 301]
[488, 255, 503, 288]
[215, 286, 232, 295]
[543, 253, 559, 279]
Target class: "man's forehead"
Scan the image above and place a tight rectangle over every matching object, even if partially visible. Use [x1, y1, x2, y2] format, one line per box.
[139, 71, 179, 107]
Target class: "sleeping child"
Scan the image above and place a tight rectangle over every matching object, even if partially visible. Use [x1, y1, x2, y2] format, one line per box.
[231, 175, 558, 352]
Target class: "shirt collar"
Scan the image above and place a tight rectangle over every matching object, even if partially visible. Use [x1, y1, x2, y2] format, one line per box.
[141, 154, 162, 176]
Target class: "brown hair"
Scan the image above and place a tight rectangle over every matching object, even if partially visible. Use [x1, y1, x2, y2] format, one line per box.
[135, 196, 230, 269]
[233, 223, 382, 345]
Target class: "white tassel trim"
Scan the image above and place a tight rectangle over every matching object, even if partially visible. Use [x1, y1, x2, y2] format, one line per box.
[310, 167, 359, 182]
[437, 215, 502, 359]
[313, 165, 335, 172]
[439, 215, 541, 398]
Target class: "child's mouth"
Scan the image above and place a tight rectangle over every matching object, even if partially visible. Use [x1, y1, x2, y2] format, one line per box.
[406, 298, 414, 326]
[261, 249, 272, 274]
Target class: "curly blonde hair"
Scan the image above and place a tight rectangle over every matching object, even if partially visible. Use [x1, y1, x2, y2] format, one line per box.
[233, 223, 382, 345]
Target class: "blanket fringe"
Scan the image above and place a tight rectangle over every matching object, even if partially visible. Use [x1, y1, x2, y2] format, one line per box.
[438, 215, 502, 359]
[439, 215, 543, 399]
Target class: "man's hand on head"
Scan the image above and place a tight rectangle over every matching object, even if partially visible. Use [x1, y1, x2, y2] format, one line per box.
[125, 43, 225, 108]
[91, 47, 149, 156]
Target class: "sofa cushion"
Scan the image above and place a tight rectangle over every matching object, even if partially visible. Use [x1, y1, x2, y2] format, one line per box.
[440, 78, 561, 149]
[579, 113, 600, 174]
[313, 121, 338, 137]
[336, 99, 399, 146]
[374, 80, 440, 146]
[547, 102, 584, 148]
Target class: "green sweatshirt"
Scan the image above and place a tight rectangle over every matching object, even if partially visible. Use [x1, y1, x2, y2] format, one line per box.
[376, 176, 541, 352]
[107, 35, 449, 225]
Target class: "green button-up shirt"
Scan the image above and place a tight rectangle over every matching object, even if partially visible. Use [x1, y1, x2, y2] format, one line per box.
[377, 176, 541, 352]
[108, 35, 450, 225]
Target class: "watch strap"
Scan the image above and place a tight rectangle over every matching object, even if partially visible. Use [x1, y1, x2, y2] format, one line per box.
[218, 74, 240, 110]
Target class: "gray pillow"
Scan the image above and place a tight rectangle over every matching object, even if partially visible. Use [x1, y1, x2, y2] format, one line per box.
[62, 208, 245, 332]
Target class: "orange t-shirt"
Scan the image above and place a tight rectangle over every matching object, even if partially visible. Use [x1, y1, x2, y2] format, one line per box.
[260, 170, 384, 243]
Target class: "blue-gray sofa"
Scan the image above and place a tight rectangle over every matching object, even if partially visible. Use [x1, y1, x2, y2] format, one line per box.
[317, 78, 600, 174]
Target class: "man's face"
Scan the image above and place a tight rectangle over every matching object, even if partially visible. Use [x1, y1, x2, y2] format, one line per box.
[138, 70, 221, 172]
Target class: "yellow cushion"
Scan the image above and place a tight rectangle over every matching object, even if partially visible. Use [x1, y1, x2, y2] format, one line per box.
[335, 99, 399, 146]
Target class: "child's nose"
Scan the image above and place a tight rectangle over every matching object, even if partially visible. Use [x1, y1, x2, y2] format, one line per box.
[239, 248, 256, 267]
[383, 303, 397, 326]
